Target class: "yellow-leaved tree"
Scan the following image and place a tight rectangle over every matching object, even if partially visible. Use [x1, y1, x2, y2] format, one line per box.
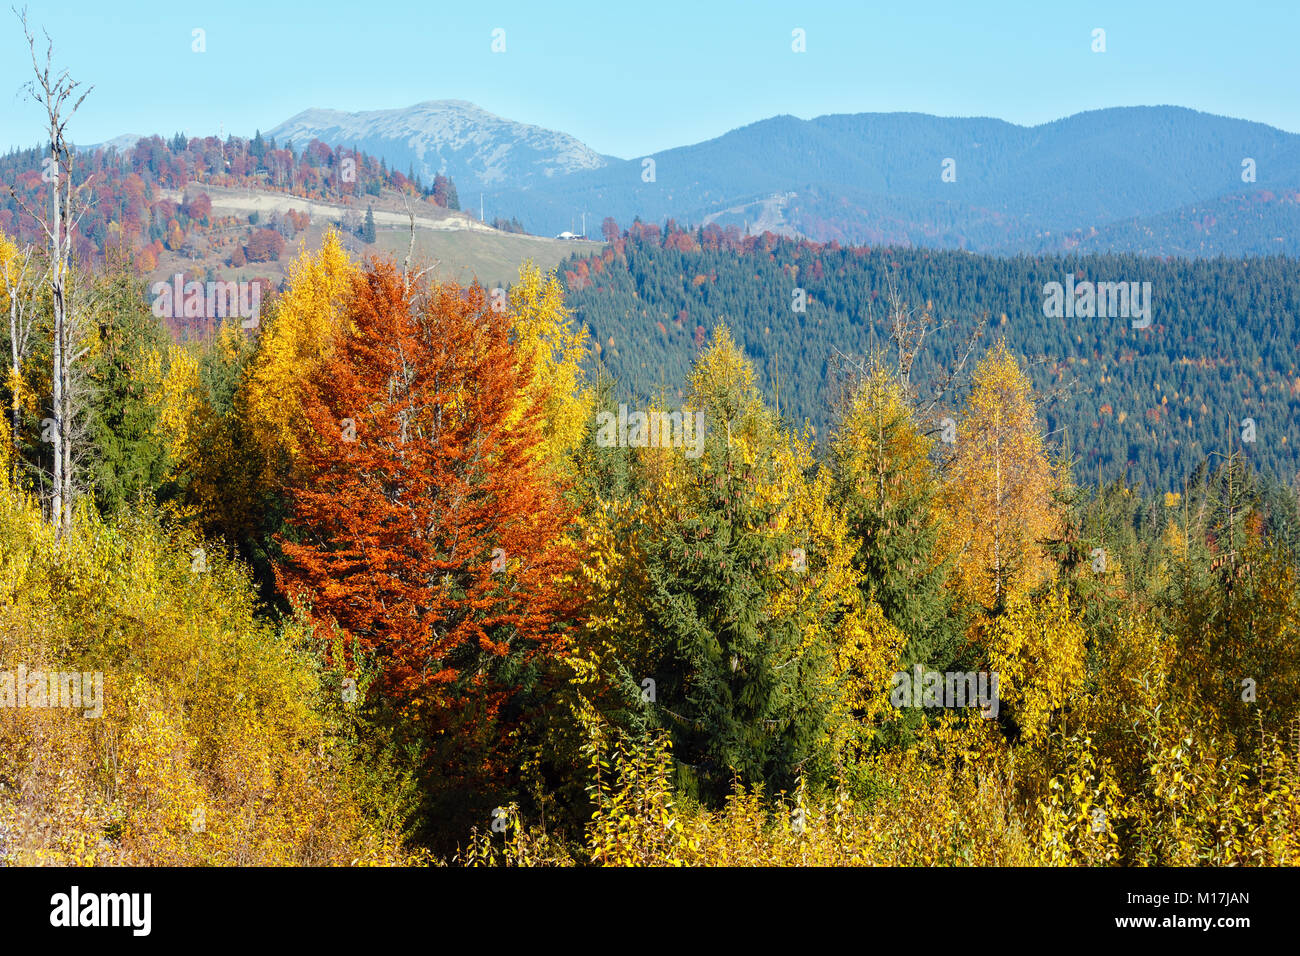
[152, 345, 205, 472]
[0, 234, 39, 477]
[147, 319, 257, 526]
[981, 588, 1086, 742]
[686, 322, 778, 463]
[768, 430, 907, 768]
[508, 260, 594, 469]
[155, 232, 361, 543]
[941, 340, 1060, 609]
[240, 229, 359, 477]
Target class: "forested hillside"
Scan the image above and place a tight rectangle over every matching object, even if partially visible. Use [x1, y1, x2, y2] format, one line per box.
[0, 131, 459, 267]
[560, 224, 1300, 492]
[4, 227, 1300, 866]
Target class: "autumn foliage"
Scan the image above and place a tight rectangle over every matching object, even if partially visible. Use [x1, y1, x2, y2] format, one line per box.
[245, 228, 285, 263]
[274, 263, 577, 767]
[4, 226, 1300, 869]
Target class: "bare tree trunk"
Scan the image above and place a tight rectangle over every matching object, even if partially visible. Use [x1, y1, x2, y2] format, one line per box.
[49, 144, 64, 529]
[993, 409, 1003, 602]
[12, 8, 94, 534]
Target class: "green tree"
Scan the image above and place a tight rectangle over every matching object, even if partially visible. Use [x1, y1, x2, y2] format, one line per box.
[641, 427, 825, 802]
[831, 363, 962, 674]
[634, 325, 841, 801]
[86, 268, 173, 513]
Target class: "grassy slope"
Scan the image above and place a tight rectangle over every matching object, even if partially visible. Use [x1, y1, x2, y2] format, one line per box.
[147, 184, 603, 292]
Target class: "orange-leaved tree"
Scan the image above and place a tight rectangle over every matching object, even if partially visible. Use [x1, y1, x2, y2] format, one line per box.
[274, 262, 578, 799]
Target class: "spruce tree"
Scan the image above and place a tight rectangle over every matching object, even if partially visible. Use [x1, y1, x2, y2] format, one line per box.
[87, 269, 172, 513]
[642, 427, 822, 802]
[831, 366, 961, 672]
[637, 324, 836, 802]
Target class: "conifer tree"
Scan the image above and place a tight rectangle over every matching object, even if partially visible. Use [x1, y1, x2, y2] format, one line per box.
[86, 268, 171, 513]
[631, 325, 843, 800]
[640, 420, 824, 801]
[832, 364, 961, 672]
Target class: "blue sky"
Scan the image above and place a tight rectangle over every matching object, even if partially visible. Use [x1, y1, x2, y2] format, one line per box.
[2, 0, 1297, 156]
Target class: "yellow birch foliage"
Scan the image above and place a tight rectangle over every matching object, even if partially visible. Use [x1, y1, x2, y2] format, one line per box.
[766, 433, 905, 748]
[832, 365, 934, 508]
[1034, 734, 1125, 865]
[570, 490, 658, 716]
[942, 340, 1060, 608]
[475, 722, 1035, 866]
[508, 260, 594, 467]
[0, 485, 424, 866]
[0, 235, 33, 474]
[980, 588, 1086, 743]
[833, 601, 907, 736]
[687, 322, 778, 464]
[0, 233, 28, 320]
[152, 345, 205, 467]
[240, 229, 358, 472]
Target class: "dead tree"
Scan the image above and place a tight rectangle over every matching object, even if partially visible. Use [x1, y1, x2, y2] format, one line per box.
[11, 7, 95, 533]
[830, 265, 983, 432]
[400, 192, 437, 296]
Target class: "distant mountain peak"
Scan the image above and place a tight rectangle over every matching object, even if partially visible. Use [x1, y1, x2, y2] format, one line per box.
[76, 133, 145, 154]
[266, 100, 609, 193]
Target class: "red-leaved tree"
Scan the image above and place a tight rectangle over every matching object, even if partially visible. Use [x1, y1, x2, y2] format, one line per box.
[275, 262, 577, 787]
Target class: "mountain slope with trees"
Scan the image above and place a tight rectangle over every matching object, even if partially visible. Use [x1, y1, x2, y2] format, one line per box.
[560, 225, 1300, 493]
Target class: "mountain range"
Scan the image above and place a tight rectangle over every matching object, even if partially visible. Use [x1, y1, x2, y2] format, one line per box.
[95, 101, 1300, 256]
